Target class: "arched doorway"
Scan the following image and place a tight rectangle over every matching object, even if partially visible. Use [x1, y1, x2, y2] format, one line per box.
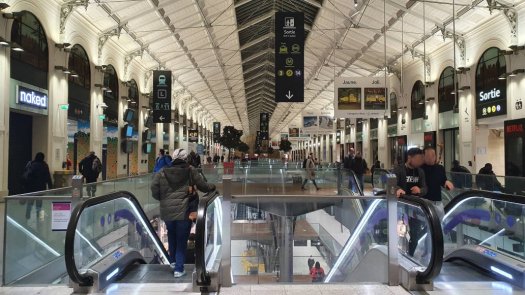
[8, 11, 49, 195]
[102, 65, 119, 180]
[67, 44, 91, 174]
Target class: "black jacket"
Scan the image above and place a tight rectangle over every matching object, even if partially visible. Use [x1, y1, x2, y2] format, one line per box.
[79, 154, 100, 181]
[392, 164, 428, 196]
[151, 159, 215, 221]
[351, 157, 368, 175]
[25, 161, 53, 192]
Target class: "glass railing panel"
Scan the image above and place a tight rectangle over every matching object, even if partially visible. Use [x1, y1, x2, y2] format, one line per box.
[443, 195, 525, 262]
[71, 194, 169, 276]
[203, 195, 223, 274]
[3, 196, 69, 285]
[447, 171, 525, 196]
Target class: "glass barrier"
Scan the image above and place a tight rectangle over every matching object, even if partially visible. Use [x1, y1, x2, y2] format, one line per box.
[65, 192, 169, 287]
[228, 194, 442, 284]
[195, 192, 223, 286]
[443, 191, 525, 263]
[3, 173, 155, 285]
[447, 171, 525, 196]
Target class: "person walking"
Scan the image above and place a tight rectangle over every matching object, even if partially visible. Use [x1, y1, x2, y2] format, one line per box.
[22, 152, 53, 220]
[302, 154, 320, 191]
[188, 151, 201, 168]
[421, 147, 454, 221]
[350, 152, 368, 191]
[151, 148, 216, 278]
[154, 149, 172, 173]
[310, 261, 325, 283]
[79, 151, 102, 197]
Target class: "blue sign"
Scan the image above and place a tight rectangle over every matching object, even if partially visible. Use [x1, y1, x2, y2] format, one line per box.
[197, 144, 204, 155]
[17, 85, 48, 109]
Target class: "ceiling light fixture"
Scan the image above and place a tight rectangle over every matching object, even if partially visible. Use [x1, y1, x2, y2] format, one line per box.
[11, 42, 23, 52]
[498, 73, 508, 80]
[70, 71, 79, 78]
[0, 36, 9, 46]
[354, 0, 358, 7]
[509, 69, 525, 77]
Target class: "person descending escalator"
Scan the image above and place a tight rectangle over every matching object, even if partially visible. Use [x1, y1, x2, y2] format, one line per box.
[151, 148, 215, 278]
[350, 152, 368, 191]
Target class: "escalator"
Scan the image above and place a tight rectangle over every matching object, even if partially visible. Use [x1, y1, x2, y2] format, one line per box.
[64, 190, 222, 293]
[440, 190, 525, 289]
[324, 193, 443, 288]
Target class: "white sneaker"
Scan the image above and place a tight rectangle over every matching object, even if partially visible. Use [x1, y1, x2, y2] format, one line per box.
[170, 263, 176, 269]
[173, 271, 186, 278]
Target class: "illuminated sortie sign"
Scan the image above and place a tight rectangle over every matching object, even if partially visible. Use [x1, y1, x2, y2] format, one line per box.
[17, 85, 48, 109]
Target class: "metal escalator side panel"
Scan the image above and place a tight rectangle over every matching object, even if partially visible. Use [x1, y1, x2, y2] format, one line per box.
[324, 199, 384, 282]
[64, 191, 170, 287]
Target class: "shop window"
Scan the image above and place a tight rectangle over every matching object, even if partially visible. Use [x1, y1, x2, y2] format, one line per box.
[103, 65, 119, 125]
[388, 92, 397, 125]
[128, 79, 139, 127]
[10, 11, 48, 88]
[370, 118, 378, 129]
[438, 66, 456, 113]
[411, 80, 425, 120]
[68, 45, 90, 89]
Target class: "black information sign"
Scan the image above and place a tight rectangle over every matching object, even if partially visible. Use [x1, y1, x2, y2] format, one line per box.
[260, 112, 269, 140]
[152, 71, 172, 123]
[275, 12, 304, 103]
[213, 122, 221, 142]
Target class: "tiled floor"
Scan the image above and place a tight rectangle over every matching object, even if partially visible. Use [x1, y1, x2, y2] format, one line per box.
[0, 284, 410, 295]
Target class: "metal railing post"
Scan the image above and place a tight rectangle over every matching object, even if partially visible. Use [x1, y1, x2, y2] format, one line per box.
[386, 174, 400, 286]
[220, 175, 233, 287]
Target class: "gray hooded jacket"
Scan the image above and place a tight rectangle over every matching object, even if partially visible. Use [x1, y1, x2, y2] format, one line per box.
[151, 159, 215, 221]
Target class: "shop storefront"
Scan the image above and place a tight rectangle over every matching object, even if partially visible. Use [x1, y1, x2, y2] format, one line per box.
[7, 11, 49, 195]
[437, 66, 459, 169]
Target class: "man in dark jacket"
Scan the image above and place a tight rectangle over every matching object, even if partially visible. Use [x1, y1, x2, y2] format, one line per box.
[23, 152, 53, 220]
[151, 148, 216, 278]
[477, 163, 504, 192]
[79, 151, 102, 197]
[421, 147, 454, 221]
[451, 160, 472, 188]
[350, 152, 368, 191]
[392, 148, 427, 198]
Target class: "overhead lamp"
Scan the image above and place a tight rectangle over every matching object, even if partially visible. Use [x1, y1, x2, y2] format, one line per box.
[55, 43, 71, 49]
[459, 86, 471, 91]
[70, 71, 79, 78]
[105, 88, 112, 93]
[426, 97, 435, 102]
[509, 45, 525, 53]
[94, 83, 103, 89]
[11, 42, 23, 52]
[0, 37, 9, 46]
[0, 3, 10, 11]
[2, 12, 21, 19]
[97, 102, 108, 109]
[509, 69, 525, 77]
[130, 100, 137, 104]
[418, 100, 424, 105]
[354, 0, 358, 7]
[498, 73, 508, 80]
[121, 96, 129, 100]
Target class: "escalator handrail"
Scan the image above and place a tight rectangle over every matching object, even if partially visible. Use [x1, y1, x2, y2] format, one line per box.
[64, 191, 169, 287]
[444, 189, 525, 213]
[195, 189, 221, 286]
[400, 195, 444, 283]
[340, 168, 364, 196]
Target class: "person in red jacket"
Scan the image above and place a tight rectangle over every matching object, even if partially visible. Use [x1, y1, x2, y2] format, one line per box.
[310, 261, 325, 283]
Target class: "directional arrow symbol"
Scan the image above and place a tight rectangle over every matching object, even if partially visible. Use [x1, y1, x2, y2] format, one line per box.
[159, 116, 165, 121]
[286, 91, 294, 100]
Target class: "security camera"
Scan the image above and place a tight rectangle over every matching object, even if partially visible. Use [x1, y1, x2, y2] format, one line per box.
[98, 103, 108, 109]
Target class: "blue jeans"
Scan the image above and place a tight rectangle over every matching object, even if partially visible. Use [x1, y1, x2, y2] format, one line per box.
[165, 220, 192, 272]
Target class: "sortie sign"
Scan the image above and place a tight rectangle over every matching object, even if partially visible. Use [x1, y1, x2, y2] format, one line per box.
[275, 12, 304, 103]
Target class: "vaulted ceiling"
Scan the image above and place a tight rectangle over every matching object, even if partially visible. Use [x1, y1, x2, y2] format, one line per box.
[73, 0, 516, 135]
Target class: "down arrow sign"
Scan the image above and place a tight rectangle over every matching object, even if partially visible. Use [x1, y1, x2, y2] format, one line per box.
[286, 91, 294, 100]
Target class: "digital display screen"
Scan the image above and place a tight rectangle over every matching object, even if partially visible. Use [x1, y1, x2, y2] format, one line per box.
[124, 109, 135, 122]
[143, 143, 152, 154]
[122, 125, 133, 138]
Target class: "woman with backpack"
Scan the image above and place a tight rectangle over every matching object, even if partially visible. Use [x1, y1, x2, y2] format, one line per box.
[22, 152, 53, 220]
[151, 148, 216, 278]
[310, 261, 325, 283]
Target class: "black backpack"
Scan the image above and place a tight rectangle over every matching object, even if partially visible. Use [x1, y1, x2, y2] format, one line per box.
[302, 159, 307, 169]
